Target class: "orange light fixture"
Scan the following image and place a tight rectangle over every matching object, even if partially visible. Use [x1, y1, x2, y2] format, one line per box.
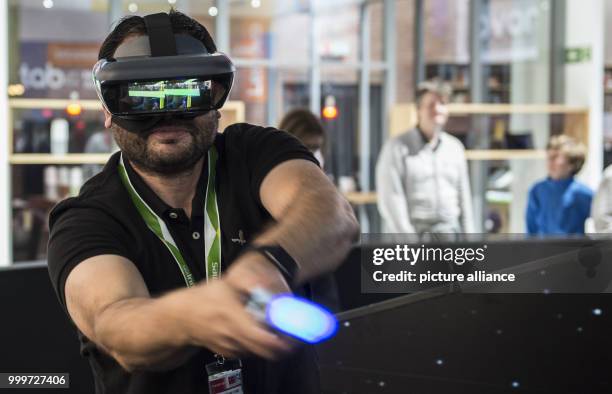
[322, 95, 338, 120]
[66, 103, 82, 116]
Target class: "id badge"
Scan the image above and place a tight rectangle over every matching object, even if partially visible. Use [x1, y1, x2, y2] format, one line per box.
[206, 357, 244, 394]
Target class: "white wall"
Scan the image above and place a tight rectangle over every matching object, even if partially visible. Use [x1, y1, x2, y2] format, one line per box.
[605, 0, 612, 65]
[565, 0, 604, 190]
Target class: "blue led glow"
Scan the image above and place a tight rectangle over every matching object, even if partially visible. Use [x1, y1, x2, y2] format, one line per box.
[265, 295, 338, 344]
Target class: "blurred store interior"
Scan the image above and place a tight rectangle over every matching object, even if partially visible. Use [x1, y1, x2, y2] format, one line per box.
[0, 0, 611, 265]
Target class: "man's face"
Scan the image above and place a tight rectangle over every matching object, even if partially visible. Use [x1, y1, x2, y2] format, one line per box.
[106, 110, 219, 175]
[418, 91, 449, 132]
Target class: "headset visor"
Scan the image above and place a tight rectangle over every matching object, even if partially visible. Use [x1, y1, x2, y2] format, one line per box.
[99, 74, 233, 116]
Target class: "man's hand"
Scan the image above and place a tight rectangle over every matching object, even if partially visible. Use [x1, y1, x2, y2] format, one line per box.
[177, 274, 293, 360]
[177, 252, 294, 359]
[223, 251, 292, 295]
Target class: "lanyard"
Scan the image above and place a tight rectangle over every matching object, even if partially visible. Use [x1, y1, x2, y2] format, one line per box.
[117, 147, 222, 287]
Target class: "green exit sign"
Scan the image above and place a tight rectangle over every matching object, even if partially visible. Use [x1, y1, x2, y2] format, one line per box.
[565, 47, 591, 63]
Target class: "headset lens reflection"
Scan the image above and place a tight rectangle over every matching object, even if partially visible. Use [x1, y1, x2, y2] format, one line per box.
[122, 79, 213, 113]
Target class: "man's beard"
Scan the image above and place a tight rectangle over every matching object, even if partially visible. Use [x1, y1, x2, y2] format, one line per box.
[112, 112, 218, 176]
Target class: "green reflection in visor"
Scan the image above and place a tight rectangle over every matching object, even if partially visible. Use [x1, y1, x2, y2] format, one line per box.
[127, 79, 209, 110]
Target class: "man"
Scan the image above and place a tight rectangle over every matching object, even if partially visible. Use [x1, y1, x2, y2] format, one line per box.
[376, 80, 474, 234]
[526, 135, 592, 235]
[592, 164, 612, 233]
[47, 11, 358, 394]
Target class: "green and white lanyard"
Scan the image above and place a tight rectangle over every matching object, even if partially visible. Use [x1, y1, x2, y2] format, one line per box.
[118, 147, 222, 286]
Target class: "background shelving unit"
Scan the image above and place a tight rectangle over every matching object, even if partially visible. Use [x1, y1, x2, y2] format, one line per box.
[425, 63, 511, 103]
[8, 99, 246, 165]
[8, 98, 246, 262]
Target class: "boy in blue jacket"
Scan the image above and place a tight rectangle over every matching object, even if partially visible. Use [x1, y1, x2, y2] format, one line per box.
[526, 135, 593, 235]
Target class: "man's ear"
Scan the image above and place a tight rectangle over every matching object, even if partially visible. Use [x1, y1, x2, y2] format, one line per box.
[103, 108, 112, 129]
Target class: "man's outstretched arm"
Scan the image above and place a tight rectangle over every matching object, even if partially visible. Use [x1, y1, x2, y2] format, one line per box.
[226, 159, 359, 288]
[64, 255, 292, 372]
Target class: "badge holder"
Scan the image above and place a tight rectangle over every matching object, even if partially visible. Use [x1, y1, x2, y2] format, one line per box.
[206, 355, 244, 394]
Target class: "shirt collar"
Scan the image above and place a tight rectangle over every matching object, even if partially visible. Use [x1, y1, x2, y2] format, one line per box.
[416, 127, 442, 151]
[545, 176, 574, 188]
[122, 156, 208, 221]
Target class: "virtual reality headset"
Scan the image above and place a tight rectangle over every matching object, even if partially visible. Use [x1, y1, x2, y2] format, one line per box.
[93, 13, 235, 122]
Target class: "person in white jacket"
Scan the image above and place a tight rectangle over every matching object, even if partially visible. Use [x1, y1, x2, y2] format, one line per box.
[376, 80, 474, 234]
[591, 164, 612, 233]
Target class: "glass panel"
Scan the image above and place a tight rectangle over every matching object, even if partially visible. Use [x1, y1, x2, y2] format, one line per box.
[230, 0, 311, 65]
[369, 1, 384, 63]
[424, 0, 470, 103]
[395, 0, 416, 103]
[229, 67, 268, 125]
[314, 1, 360, 66]
[319, 68, 384, 187]
[424, 0, 551, 104]
[482, 0, 552, 233]
[276, 68, 311, 121]
[229, 67, 310, 127]
[120, 0, 216, 33]
[320, 68, 359, 184]
[8, 0, 110, 100]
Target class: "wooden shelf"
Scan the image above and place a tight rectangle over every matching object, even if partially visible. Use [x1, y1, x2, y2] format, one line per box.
[344, 191, 377, 205]
[451, 86, 508, 92]
[9, 98, 102, 110]
[345, 187, 518, 206]
[464, 149, 546, 161]
[8, 98, 246, 115]
[446, 103, 588, 115]
[10, 154, 112, 165]
[9, 151, 545, 166]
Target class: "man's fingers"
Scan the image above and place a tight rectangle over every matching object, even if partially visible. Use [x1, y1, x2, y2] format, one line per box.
[188, 277, 295, 360]
[231, 310, 294, 359]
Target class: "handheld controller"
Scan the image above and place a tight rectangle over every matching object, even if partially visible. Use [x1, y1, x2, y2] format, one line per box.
[246, 288, 338, 344]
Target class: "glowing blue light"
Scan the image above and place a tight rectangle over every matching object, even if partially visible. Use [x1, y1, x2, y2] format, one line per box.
[266, 295, 337, 344]
[511, 381, 520, 388]
[593, 308, 603, 316]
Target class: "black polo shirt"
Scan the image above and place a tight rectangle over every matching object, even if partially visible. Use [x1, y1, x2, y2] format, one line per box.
[47, 123, 321, 394]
